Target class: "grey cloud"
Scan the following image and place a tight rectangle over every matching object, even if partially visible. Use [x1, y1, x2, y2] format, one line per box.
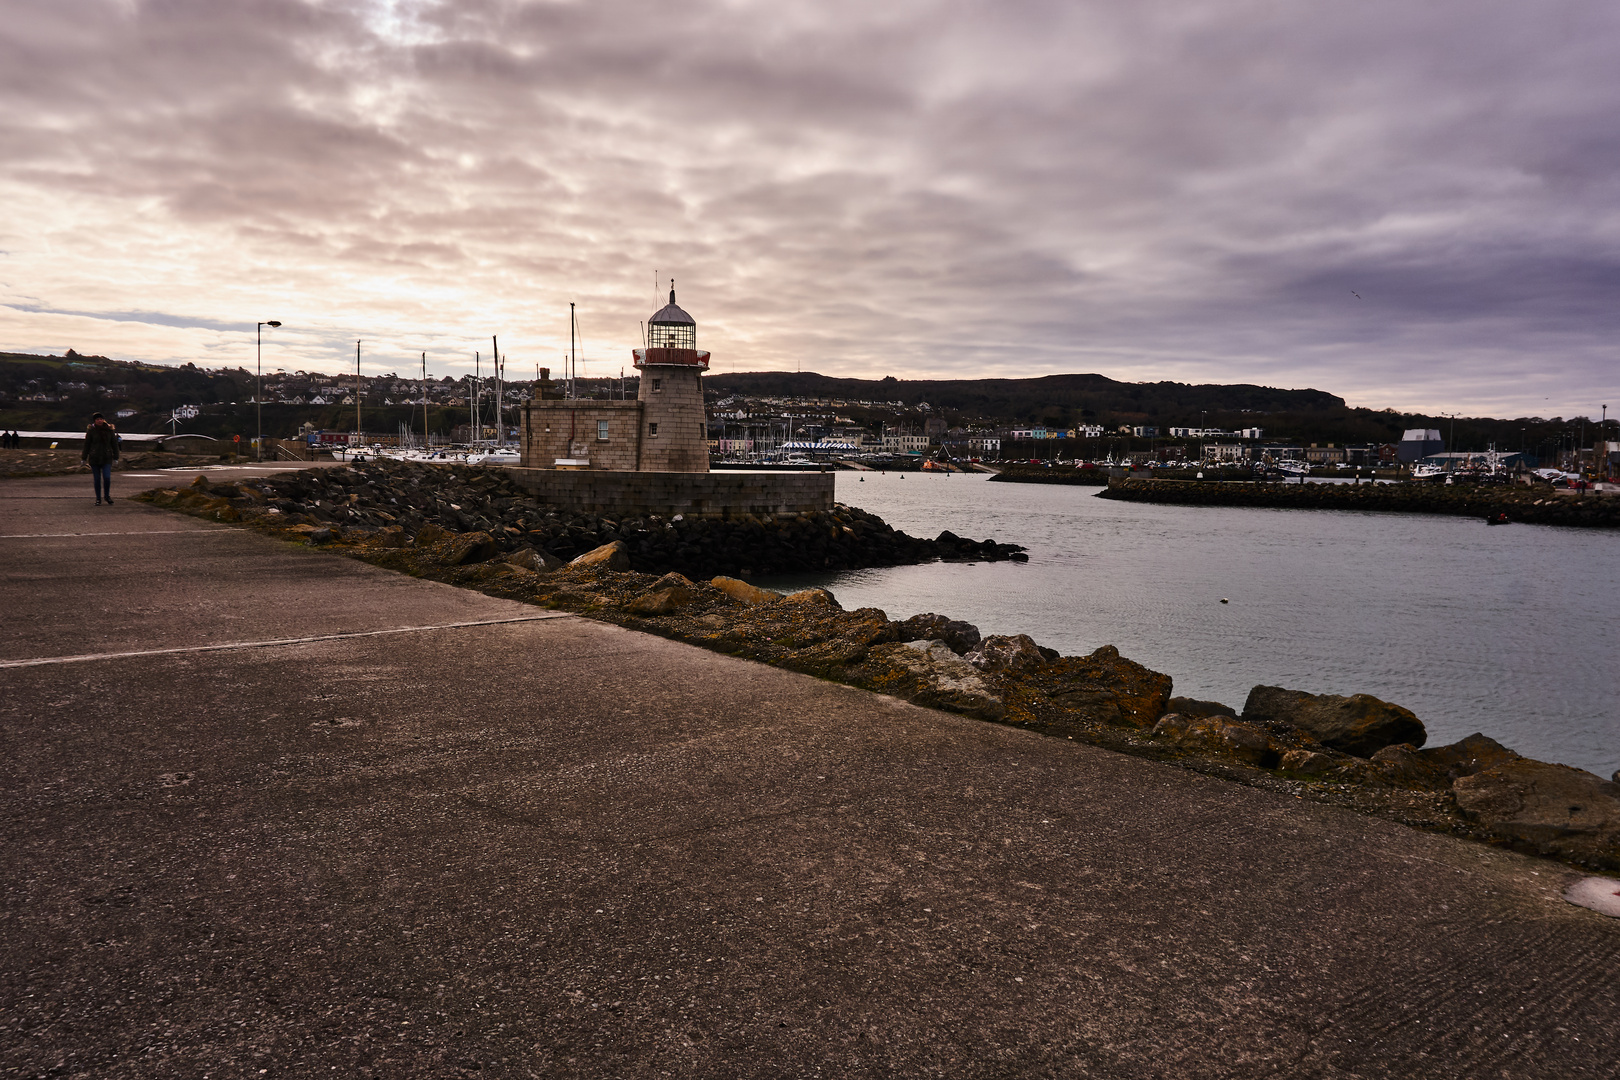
[1, 0, 1617, 413]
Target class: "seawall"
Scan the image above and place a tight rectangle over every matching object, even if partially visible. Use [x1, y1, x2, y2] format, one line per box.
[1097, 476, 1620, 527]
[505, 466, 835, 518]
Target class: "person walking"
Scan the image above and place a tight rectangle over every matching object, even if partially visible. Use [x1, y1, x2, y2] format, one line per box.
[82, 412, 119, 505]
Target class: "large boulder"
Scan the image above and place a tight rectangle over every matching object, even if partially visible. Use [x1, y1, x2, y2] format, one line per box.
[413, 523, 449, 547]
[709, 576, 781, 605]
[504, 545, 563, 573]
[1151, 714, 1277, 768]
[1453, 759, 1620, 869]
[444, 531, 499, 566]
[781, 587, 841, 608]
[1242, 685, 1426, 757]
[569, 540, 630, 572]
[1030, 645, 1174, 729]
[965, 634, 1051, 674]
[898, 613, 982, 656]
[866, 640, 1005, 721]
[626, 573, 700, 616]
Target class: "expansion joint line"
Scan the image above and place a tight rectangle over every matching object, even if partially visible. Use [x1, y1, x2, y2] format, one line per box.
[0, 615, 570, 669]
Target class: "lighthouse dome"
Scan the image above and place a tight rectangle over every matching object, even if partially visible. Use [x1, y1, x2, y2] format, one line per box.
[649, 293, 695, 327]
[646, 285, 696, 350]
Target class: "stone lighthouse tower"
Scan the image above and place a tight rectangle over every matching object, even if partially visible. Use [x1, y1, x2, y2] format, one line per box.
[633, 283, 711, 472]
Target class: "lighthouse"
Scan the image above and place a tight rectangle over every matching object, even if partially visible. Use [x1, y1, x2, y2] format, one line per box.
[632, 283, 711, 472]
[520, 284, 712, 473]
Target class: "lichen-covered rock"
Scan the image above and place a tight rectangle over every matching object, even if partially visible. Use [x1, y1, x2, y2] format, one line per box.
[1029, 645, 1173, 729]
[898, 613, 982, 655]
[708, 576, 781, 605]
[1453, 759, 1620, 869]
[1151, 713, 1277, 767]
[781, 587, 840, 608]
[1242, 685, 1426, 757]
[866, 640, 1005, 721]
[570, 540, 630, 571]
[503, 545, 561, 573]
[413, 523, 449, 547]
[627, 573, 700, 616]
[965, 634, 1050, 674]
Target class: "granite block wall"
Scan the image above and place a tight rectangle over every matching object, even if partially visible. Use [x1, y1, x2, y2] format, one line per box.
[505, 468, 835, 517]
[522, 401, 644, 470]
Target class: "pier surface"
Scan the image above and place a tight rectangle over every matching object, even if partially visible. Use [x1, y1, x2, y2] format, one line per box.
[4, 467, 1617, 1078]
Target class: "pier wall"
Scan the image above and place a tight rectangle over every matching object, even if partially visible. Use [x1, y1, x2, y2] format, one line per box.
[504, 467, 835, 518]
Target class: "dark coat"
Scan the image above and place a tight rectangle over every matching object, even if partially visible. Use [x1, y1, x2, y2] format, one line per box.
[83, 422, 120, 465]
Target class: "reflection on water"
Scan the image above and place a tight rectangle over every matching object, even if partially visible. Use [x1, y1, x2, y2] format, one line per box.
[757, 471, 1618, 778]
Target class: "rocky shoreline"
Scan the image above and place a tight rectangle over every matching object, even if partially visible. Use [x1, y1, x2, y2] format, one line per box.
[1098, 475, 1620, 527]
[136, 467, 1620, 874]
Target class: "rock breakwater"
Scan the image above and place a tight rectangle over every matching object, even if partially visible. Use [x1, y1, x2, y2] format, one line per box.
[140, 462, 1027, 577]
[1097, 476, 1620, 527]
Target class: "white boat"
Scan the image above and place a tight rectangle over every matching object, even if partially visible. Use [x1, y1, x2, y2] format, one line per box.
[1410, 462, 1446, 480]
[1274, 460, 1311, 477]
[465, 448, 520, 466]
[331, 445, 383, 463]
[399, 448, 469, 464]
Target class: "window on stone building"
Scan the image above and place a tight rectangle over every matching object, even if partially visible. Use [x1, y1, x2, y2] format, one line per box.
[649, 422, 659, 437]
[652, 379, 662, 392]
[597, 420, 610, 441]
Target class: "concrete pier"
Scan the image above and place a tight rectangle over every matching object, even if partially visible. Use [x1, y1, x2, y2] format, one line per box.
[3, 466, 1616, 1078]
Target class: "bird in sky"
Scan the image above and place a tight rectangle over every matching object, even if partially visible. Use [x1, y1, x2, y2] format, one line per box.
[1351, 290, 1363, 299]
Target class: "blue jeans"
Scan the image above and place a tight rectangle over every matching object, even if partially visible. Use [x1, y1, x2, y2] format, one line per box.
[90, 462, 111, 501]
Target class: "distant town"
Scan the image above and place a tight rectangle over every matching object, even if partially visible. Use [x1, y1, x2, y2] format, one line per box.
[1, 349, 1613, 473]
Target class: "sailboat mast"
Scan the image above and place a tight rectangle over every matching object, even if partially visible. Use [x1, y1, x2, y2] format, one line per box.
[492, 335, 502, 447]
[354, 340, 362, 442]
[568, 303, 576, 400]
[421, 351, 428, 450]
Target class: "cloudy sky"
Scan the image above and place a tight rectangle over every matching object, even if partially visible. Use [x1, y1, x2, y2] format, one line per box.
[3, 0, 1617, 417]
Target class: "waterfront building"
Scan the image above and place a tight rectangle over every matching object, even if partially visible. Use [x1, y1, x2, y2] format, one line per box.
[1397, 428, 1445, 463]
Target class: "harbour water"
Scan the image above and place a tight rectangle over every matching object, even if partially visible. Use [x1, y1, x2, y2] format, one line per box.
[760, 471, 1618, 779]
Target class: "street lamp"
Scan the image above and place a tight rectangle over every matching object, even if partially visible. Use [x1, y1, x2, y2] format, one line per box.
[256, 320, 281, 461]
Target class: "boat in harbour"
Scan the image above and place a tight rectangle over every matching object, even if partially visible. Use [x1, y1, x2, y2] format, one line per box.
[465, 448, 520, 466]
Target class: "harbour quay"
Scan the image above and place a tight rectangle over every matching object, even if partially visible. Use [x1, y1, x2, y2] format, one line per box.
[2, 466, 1617, 1078]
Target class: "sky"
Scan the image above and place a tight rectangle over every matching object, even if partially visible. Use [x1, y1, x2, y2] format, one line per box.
[3, 0, 1618, 419]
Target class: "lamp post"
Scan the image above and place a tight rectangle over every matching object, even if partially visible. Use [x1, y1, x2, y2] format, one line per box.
[256, 320, 281, 461]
